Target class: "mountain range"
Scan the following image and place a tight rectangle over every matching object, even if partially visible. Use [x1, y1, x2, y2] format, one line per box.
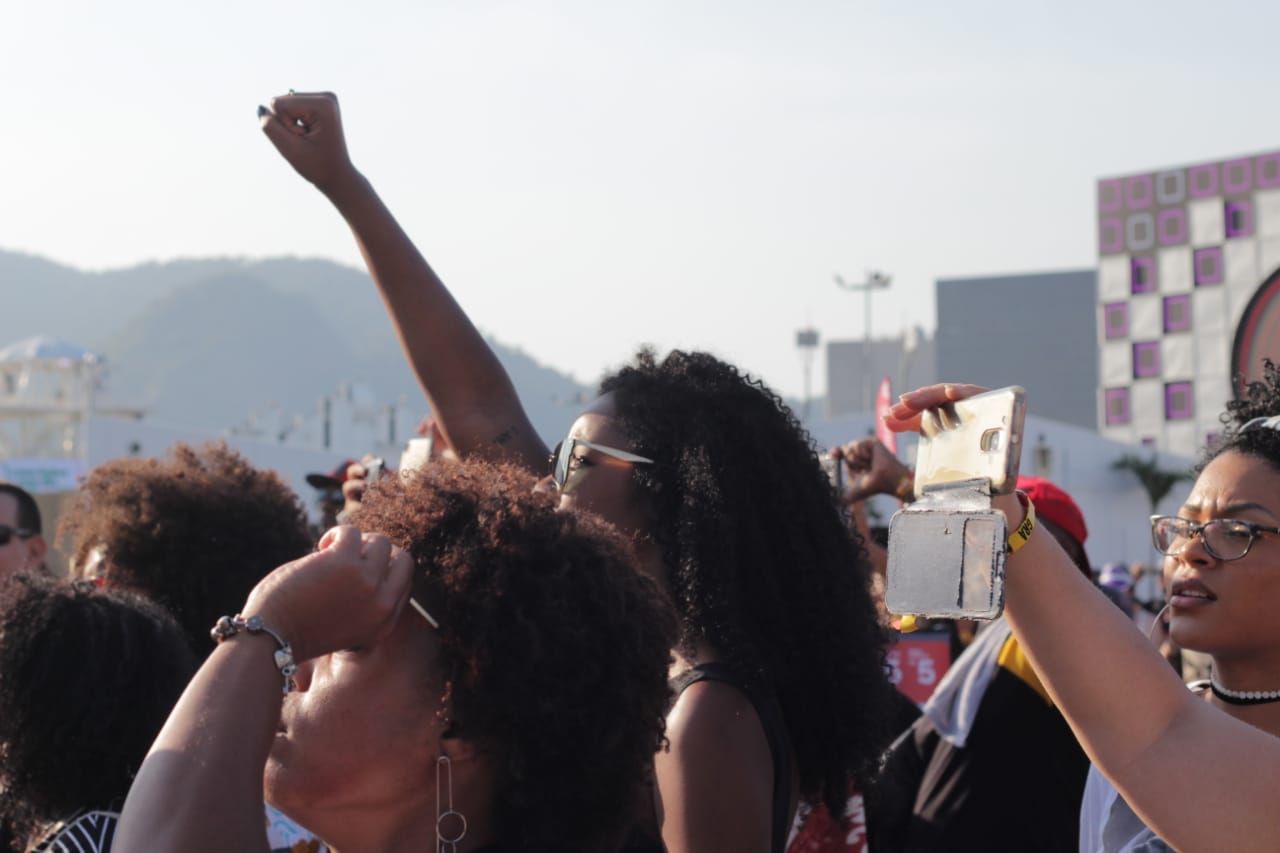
[4, 249, 593, 443]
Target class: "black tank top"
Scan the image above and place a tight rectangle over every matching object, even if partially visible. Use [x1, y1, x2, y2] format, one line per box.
[669, 662, 794, 853]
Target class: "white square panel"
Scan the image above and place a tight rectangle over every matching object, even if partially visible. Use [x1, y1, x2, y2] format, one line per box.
[1189, 198, 1225, 247]
[1102, 423, 1136, 444]
[1130, 294, 1161, 338]
[1195, 330, 1229, 379]
[1224, 238, 1261, 332]
[1259, 237, 1280, 279]
[1257, 188, 1280, 237]
[1132, 379, 1165, 434]
[1165, 421, 1199, 457]
[1196, 376, 1229, 423]
[1193, 287, 1227, 337]
[1224, 237, 1259, 288]
[1102, 340, 1132, 385]
[1099, 255, 1131, 301]
[1163, 335, 1193, 376]
[1157, 246, 1193, 294]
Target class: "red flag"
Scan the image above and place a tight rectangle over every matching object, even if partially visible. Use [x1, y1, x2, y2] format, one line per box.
[874, 376, 896, 453]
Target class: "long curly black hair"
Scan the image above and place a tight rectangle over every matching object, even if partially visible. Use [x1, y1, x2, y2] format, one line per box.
[598, 348, 896, 815]
[349, 461, 676, 853]
[0, 575, 197, 840]
[57, 442, 313, 655]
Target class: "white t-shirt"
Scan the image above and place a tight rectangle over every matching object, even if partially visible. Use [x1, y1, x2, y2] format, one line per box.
[1078, 765, 1176, 852]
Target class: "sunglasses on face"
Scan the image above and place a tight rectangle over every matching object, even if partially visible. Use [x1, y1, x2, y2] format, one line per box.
[1150, 515, 1280, 562]
[547, 438, 654, 491]
[0, 525, 35, 547]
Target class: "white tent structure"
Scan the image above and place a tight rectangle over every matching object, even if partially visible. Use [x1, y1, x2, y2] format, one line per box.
[0, 336, 142, 492]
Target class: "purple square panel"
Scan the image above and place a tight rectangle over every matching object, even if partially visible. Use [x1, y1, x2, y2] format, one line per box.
[1098, 179, 1123, 212]
[1163, 295, 1191, 332]
[1194, 247, 1223, 285]
[1099, 217, 1125, 254]
[1225, 199, 1255, 238]
[1131, 256, 1157, 293]
[1125, 175, 1154, 210]
[1189, 164, 1219, 199]
[1165, 382, 1194, 420]
[1104, 302, 1129, 339]
[1257, 153, 1280, 189]
[1105, 388, 1131, 426]
[1133, 342, 1162, 378]
[1157, 207, 1188, 246]
[1223, 158, 1253, 194]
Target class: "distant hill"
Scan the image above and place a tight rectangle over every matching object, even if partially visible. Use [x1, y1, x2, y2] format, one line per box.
[5, 249, 591, 442]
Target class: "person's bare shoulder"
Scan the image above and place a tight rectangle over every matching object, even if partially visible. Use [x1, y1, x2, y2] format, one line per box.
[655, 679, 774, 853]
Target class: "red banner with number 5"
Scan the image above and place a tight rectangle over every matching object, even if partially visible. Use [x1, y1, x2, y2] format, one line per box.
[885, 631, 951, 705]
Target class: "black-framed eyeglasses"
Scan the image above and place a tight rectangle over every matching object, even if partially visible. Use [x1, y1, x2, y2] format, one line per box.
[547, 438, 654, 490]
[0, 525, 36, 547]
[1150, 515, 1280, 562]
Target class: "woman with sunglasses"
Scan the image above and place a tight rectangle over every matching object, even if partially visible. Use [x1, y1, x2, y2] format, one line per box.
[259, 92, 896, 853]
[116, 461, 676, 852]
[885, 367, 1280, 853]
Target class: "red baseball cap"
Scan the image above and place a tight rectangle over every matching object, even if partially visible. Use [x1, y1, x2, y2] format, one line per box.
[1016, 475, 1088, 548]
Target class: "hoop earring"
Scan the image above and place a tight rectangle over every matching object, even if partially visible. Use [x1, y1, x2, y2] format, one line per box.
[436, 754, 467, 853]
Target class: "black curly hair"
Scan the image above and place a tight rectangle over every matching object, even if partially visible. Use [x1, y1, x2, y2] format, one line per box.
[57, 442, 313, 655]
[349, 461, 676, 853]
[0, 575, 197, 840]
[1201, 358, 1280, 473]
[598, 348, 897, 815]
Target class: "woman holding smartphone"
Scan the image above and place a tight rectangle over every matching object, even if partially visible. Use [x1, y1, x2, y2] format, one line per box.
[885, 371, 1280, 853]
[258, 91, 896, 853]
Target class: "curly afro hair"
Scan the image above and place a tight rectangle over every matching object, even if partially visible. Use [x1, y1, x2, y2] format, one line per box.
[598, 348, 897, 816]
[57, 442, 313, 655]
[349, 460, 676, 853]
[1202, 358, 1280, 474]
[0, 574, 197, 839]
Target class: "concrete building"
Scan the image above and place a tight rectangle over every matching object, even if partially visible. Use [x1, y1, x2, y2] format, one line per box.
[826, 329, 937, 417]
[934, 270, 1098, 430]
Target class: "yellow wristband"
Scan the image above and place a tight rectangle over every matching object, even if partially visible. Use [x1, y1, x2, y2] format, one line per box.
[1006, 491, 1036, 554]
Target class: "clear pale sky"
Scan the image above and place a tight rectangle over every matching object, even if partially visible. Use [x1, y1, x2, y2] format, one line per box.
[6, 0, 1280, 399]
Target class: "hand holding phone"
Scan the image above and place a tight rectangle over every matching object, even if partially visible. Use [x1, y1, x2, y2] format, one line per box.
[884, 386, 1026, 620]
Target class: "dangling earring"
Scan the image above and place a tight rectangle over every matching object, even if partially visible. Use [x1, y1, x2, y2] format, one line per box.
[436, 754, 468, 853]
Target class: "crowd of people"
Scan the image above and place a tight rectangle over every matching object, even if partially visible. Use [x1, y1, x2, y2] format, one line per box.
[1, 90, 1278, 853]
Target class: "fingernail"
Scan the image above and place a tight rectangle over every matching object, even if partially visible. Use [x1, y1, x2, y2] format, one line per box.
[257, 104, 268, 118]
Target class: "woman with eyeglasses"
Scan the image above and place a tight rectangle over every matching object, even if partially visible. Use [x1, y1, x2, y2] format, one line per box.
[258, 92, 896, 853]
[885, 366, 1280, 853]
[115, 461, 676, 852]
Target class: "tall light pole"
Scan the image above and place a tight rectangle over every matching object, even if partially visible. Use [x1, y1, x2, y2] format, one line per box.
[795, 327, 820, 422]
[834, 270, 892, 412]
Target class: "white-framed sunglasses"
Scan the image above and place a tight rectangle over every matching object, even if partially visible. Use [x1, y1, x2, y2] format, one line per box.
[547, 438, 654, 490]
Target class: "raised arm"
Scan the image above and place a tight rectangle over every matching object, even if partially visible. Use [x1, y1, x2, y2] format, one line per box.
[886, 384, 1280, 852]
[114, 527, 412, 853]
[259, 92, 546, 470]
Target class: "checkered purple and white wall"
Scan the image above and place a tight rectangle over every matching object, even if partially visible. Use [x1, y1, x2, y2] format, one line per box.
[1097, 150, 1280, 456]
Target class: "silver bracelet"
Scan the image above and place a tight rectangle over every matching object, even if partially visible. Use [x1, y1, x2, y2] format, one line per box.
[210, 614, 298, 694]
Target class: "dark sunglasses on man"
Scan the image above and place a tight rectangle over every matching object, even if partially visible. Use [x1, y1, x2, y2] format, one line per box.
[0, 525, 36, 547]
